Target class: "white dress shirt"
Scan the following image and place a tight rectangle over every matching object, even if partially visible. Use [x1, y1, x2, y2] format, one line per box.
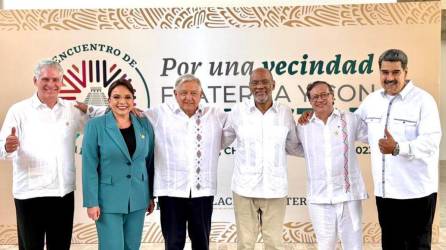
[355, 81, 442, 199]
[297, 109, 368, 204]
[145, 102, 227, 198]
[0, 94, 89, 199]
[223, 99, 300, 198]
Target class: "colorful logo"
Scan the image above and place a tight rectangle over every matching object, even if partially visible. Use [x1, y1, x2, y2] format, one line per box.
[53, 43, 150, 108]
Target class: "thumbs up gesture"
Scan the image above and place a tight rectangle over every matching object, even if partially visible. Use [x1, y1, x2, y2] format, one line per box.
[5, 127, 20, 153]
[378, 128, 396, 154]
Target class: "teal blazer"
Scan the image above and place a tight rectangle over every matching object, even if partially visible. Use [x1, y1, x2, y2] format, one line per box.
[82, 112, 155, 213]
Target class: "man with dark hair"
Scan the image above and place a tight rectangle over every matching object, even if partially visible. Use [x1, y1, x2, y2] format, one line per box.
[298, 80, 368, 250]
[356, 49, 442, 249]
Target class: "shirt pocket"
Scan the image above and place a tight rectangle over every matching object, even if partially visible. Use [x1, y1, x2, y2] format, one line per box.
[392, 117, 417, 140]
[365, 115, 383, 132]
[365, 115, 382, 124]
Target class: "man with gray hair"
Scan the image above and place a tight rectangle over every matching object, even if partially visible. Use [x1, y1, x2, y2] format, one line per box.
[0, 59, 93, 249]
[145, 74, 226, 250]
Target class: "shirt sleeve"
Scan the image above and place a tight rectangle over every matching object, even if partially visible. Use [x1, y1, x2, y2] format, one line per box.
[82, 120, 100, 208]
[87, 105, 108, 118]
[354, 100, 368, 122]
[71, 102, 90, 132]
[217, 108, 229, 150]
[222, 109, 236, 148]
[353, 112, 368, 144]
[0, 106, 19, 159]
[144, 108, 157, 126]
[398, 95, 442, 161]
[285, 109, 304, 157]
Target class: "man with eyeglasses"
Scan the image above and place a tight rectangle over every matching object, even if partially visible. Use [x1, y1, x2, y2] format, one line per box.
[223, 67, 300, 250]
[355, 49, 441, 249]
[297, 81, 368, 250]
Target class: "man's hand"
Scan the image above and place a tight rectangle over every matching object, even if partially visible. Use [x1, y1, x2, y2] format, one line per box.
[131, 107, 144, 118]
[378, 128, 396, 154]
[87, 207, 101, 221]
[74, 101, 88, 114]
[146, 199, 155, 215]
[5, 127, 19, 153]
[297, 111, 313, 125]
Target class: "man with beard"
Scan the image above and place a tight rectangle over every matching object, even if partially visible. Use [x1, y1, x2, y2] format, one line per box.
[355, 49, 441, 249]
[223, 68, 300, 250]
[0, 60, 93, 250]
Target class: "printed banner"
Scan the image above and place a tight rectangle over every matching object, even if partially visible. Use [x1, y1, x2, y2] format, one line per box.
[0, 1, 441, 244]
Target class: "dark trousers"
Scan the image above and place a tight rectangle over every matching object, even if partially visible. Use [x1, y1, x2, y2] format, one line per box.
[376, 193, 437, 250]
[158, 196, 214, 250]
[14, 192, 75, 250]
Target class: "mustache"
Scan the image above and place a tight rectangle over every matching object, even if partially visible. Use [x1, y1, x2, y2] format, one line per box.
[384, 80, 397, 85]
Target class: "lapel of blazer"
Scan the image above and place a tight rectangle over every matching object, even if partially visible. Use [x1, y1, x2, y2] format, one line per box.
[130, 114, 144, 161]
[105, 112, 132, 162]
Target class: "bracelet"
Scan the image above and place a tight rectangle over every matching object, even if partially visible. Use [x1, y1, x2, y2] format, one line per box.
[392, 142, 400, 156]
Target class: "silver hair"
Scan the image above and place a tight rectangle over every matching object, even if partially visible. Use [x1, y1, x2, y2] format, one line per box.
[174, 74, 202, 89]
[34, 59, 64, 80]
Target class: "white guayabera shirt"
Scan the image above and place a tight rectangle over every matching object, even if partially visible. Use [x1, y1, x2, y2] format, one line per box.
[0, 94, 89, 199]
[223, 99, 301, 198]
[145, 102, 227, 198]
[297, 109, 368, 204]
[355, 81, 442, 199]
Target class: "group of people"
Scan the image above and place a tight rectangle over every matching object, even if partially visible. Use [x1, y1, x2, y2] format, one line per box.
[0, 48, 441, 250]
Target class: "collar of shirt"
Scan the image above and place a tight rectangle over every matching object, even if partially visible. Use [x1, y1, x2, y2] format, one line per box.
[309, 108, 341, 124]
[379, 80, 414, 100]
[31, 93, 66, 109]
[247, 98, 279, 113]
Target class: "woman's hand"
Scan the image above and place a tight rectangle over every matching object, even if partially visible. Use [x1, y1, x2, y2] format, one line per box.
[87, 207, 101, 221]
[146, 199, 155, 215]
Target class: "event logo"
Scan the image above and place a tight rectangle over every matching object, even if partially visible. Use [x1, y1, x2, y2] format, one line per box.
[52, 43, 150, 108]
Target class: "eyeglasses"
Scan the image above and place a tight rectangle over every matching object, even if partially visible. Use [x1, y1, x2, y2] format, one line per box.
[310, 92, 331, 101]
[250, 79, 272, 87]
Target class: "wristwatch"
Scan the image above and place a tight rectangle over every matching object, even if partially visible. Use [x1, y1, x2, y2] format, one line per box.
[392, 142, 400, 156]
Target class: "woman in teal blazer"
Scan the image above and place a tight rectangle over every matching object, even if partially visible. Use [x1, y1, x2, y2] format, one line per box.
[82, 79, 155, 250]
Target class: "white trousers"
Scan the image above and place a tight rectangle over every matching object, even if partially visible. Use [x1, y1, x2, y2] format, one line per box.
[308, 200, 363, 250]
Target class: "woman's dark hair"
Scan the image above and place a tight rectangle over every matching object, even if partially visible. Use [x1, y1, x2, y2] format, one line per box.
[107, 78, 136, 99]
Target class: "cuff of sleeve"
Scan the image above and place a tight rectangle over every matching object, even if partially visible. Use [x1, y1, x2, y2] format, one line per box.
[1, 146, 15, 159]
[83, 199, 99, 208]
[398, 141, 410, 156]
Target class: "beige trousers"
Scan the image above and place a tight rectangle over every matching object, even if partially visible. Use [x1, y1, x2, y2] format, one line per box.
[233, 192, 287, 250]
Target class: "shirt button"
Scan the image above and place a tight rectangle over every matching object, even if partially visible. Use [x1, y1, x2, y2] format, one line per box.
[127, 162, 131, 166]
[126, 175, 131, 179]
